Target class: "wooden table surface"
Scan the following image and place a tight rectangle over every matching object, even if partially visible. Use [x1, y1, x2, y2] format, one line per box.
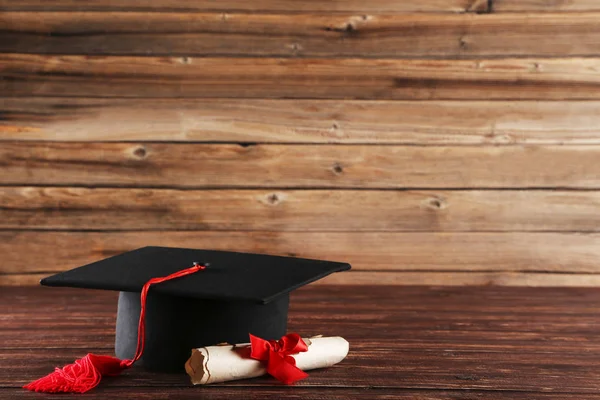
[3, 285, 600, 399]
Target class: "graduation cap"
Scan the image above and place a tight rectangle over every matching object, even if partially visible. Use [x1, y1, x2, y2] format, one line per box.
[24, 246, 350, 393]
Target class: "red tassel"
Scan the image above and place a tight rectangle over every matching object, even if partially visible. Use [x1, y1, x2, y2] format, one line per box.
[23, 354, 128, 393]
[23, 263, 206, 394]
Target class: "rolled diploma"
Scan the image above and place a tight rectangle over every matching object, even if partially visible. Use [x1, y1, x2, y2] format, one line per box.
[185, 336, 349, 385]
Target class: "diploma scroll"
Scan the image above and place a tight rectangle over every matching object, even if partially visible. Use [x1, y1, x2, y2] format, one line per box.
[185, 336, 349, 385]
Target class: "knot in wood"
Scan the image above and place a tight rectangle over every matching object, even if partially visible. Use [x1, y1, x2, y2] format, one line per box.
[267, 193, 280, 205]
[332, 163, 344, 175]
[133, 147, 147, 158]
[425, 197, 447, 210]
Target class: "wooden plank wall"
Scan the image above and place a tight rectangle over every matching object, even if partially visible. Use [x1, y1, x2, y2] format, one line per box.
[1, 0, 600, 286]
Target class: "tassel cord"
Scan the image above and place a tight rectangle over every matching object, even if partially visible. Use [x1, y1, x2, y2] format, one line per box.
[23, 263, 206, 394]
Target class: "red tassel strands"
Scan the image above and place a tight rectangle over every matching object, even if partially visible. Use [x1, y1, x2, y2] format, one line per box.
[23, 263, 207, 394]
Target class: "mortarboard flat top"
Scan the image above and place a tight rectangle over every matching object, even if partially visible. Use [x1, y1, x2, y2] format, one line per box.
[41, 246, 350, 304]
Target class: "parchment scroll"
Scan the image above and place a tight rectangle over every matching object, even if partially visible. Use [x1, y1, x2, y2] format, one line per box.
[185, 336, 349, 385]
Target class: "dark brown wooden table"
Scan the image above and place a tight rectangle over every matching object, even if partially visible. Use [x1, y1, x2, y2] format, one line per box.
[2, 285, 600, 399]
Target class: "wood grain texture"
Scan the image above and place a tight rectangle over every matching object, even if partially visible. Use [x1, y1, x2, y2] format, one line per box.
[493, 0, 600, 12]
[5, 271, 600, 286]
[6, 12, 600, 58]
[4, 98, 600, 144]
[4, 285, 600, 398]
[9, 286, 600, 335]
[1, 187, 600, 232]
[2, 142, 600, 189]
[11, 388, 587, 400]
[0, 0, 489, 13]
[1, 0, 598, 291]
[3, 231, 600, 274]
[6, 342, 600, 389]
[320, 271, 600, 286]
[3, 54, 600, 100]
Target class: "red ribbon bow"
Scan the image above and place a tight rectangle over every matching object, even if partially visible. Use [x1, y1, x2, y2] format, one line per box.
[249, 333, 309, 385]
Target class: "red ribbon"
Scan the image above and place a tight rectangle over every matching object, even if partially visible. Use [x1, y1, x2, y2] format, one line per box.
[249, 333, 310, 385]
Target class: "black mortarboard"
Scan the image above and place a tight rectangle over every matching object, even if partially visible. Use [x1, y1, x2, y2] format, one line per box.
[39, 246, 350, 372]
